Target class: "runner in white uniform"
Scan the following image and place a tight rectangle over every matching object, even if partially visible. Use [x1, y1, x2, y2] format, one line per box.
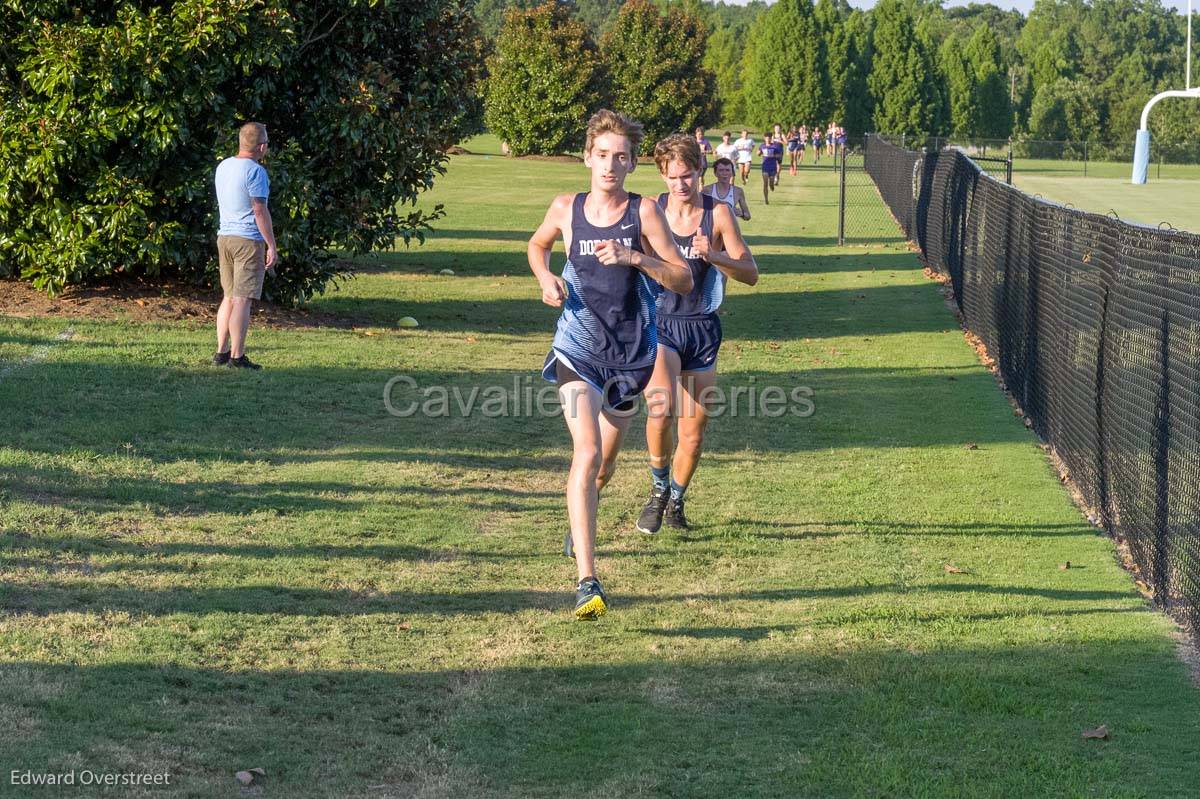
[701, 157, 751, 221]
[733, 129, 754, 185]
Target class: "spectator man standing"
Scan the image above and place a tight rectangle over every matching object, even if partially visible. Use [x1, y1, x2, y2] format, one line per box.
[214, 122, 277, 370]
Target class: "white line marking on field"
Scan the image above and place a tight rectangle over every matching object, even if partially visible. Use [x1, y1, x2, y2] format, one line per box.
[0, 326, 76, 382]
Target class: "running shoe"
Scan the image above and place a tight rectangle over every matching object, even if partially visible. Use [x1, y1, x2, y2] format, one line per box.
[574, 577, 608, 620]
[635, 484, 670, 534]
[664, 496, 689, 530]
[227, 354, 262, 370]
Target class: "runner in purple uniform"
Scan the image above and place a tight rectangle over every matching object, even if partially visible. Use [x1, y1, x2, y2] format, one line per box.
[758, 133, 783, 204]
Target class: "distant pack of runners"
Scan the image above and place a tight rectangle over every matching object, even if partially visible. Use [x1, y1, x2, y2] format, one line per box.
[712, 123, 848, 184]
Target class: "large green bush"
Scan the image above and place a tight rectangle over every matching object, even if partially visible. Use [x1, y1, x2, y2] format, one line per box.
[602, 0, 717, 155]
[484, 2, 606, 157]
[0, 1, 480, 304]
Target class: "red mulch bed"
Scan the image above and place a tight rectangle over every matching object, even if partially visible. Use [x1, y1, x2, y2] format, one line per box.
[0, 277, 351, 329]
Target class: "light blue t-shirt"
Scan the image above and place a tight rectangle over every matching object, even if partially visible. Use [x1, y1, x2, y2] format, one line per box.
[215, 156, 270, 240]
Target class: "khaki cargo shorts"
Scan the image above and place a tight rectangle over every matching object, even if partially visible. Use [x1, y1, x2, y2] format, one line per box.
[217, 235, 266, 299]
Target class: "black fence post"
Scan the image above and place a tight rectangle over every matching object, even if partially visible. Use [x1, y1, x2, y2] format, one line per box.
[1083, 140, 1088, 177]
[1152, 310, 1171, 604]
[1006, 142, 1013, 185]
[837, 144, 847, 246]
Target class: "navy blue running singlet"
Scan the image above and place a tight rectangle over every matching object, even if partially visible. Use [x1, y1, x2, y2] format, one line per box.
[550, 192, 658, 369]
[655, 193, 724, 317]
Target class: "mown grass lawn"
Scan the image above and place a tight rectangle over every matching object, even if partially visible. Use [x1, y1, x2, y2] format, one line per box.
[1012, 171, 1200, 231]
[1, 137, 1197, 797]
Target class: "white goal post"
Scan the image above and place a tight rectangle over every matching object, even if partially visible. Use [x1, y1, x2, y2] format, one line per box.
[1133, 0, 1200, 183]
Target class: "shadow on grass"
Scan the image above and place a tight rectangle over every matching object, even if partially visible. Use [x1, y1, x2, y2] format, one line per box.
[0, 579, 1143, 619]
[712, 518, 1095, 541]
[2, 532, 549, 567]
[635, 624, 799, 641]
[0, 330, 79, 349]
[348, 247, 917, 281]
[1, 638, 1196, 796]
[305, 280, 945, 339]
[1, 461, 559, 516]
[0, 359, 1035, 520]
[417, 228, 907, 248]
[0, 359, 1034, 492]
[426, 228, 534, 243]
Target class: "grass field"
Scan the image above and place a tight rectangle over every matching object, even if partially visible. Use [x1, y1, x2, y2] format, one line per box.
[942, 153, 1200, 231]
[2, 136, 1199, 797]
[1010, 173, 1200, 231]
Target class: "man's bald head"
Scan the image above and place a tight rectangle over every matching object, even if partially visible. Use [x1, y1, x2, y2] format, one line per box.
[238, 122, 268, 153]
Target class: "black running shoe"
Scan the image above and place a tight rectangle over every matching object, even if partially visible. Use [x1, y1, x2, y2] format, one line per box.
[212, 351, 231, 366]
[573, 577, 608, 620]
[664, 496, 689, 530]
[635, 484, 670, 534]
[227, 354, 262, 370]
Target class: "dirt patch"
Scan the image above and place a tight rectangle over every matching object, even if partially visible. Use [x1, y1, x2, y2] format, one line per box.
[445, 145, 473, 155]
[0, 277, 352, 330]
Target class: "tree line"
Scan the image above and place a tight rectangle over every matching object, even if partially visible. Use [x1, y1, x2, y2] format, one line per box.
[4, 1, 1196, 299]
[476, 0, 1200, 154]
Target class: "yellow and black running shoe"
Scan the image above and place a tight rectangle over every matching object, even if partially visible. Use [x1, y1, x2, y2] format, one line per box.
[573, 577, 608, 620]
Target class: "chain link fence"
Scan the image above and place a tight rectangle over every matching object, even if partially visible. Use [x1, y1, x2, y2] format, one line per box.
[836, 137, 931, 245]
[864, 134, 1200, 635]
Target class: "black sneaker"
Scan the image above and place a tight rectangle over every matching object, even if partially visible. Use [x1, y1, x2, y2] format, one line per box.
[227, 355, 262, 370]
[574, 577, 608, 620]
[664, 496, 689, 530]
[212, 351, 231, 366]
[635, 484, 670, 534]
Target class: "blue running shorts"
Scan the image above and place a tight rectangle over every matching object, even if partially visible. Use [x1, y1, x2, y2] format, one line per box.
[656, 314, 722, 372]
[542, 350, 654, 411]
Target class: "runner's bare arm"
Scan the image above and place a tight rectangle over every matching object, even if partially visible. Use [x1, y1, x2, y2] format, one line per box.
[636, 197, 693, 293]
[528, 194, 571, 307]
[704, 203, 758, 286]
[595, 198, 692, 294]
[735, 187, 751, 221]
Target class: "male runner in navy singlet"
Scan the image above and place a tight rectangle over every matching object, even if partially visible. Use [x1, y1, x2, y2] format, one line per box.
[638, 134, 758, 536]
[528, 110, 692, 620]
